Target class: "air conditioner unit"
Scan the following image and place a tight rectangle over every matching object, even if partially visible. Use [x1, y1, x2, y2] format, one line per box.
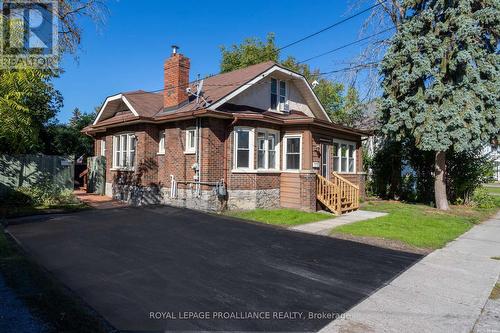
[279, 102, 290, 113]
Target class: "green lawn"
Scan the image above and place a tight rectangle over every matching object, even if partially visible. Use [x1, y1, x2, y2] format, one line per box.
[225, 208, 333, 226]
[332, 200, 500, 250]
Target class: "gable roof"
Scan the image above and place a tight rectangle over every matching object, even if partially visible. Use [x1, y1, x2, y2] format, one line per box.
[206, 62, 331, 122]
[125, 91, 164, 117]
[90, 60, 332, 128]
[154, 61, 277, 117]
[92, 91, 163, 125]
[154, 61, 331, 122]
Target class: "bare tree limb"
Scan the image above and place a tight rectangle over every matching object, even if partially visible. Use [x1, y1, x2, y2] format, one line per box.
[341, 0, 407, 100]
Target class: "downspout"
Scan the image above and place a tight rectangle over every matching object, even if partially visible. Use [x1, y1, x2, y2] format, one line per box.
[197, 117, 202, 197]
[224, 116, 239, 186]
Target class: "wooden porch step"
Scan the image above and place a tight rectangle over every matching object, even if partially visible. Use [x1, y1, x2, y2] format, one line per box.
[316, 173, 360, 215]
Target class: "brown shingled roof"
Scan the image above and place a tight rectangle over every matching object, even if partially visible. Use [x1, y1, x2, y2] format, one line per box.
[154, 61, 276, 117]
[200, 61, 276, 104]
[123, 91, 163, 117]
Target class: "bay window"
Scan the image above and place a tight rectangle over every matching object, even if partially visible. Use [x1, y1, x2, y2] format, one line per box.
[112, 133, 136, 169]
[256, 129, 279, 170]
[283, 135, 302, 170]
[332, 139, 356, 173]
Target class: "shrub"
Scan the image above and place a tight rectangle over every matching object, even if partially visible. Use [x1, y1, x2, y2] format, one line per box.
[12, 182, 77, 207]
[5, 189, 34, 206]
[472, 188, 495, 209]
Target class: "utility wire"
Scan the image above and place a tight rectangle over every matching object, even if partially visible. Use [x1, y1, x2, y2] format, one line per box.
[277, 1, 385, 51]
[124, 6, 395, 97]
[126, 62, 382, 97]
[297, 27, 395, 64]
[319, 61, 380, 75]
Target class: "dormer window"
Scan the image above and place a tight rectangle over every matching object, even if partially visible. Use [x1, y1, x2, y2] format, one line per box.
[271, 78, 287, 111]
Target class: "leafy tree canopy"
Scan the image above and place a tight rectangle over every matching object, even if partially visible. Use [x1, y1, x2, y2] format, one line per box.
[220, 33, 279, 73]
[45, 108, 95, 157]
[334, 86, 362, 127]
[0, 67, 62, 154]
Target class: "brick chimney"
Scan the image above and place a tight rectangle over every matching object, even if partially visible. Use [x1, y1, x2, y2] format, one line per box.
[164, 45, 190, 110]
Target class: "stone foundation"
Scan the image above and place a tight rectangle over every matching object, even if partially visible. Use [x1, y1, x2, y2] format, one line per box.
[161, 187, 222, 212]
[106, 182, 280, 212]
[112, 183, 162, 206]
[228, 189, 280, 210]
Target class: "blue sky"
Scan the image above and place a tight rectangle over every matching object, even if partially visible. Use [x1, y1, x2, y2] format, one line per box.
[54, 0, 379, 123]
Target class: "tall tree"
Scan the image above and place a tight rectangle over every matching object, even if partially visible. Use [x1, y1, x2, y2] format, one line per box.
[0, 1, 107, 154]
[380, 0, 500, 210]
[335, 86, 363, 126]
[46, 107, 95, 157]
[0, 68, 62, 154]
[220, 33, 279, 73]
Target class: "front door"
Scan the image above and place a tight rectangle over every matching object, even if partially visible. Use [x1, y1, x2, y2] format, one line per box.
[320, 143, 330, 179]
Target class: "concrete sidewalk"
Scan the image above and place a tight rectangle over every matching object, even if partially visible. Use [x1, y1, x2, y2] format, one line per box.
[290, 210, 387, 235]
[320, 211, 500, 333]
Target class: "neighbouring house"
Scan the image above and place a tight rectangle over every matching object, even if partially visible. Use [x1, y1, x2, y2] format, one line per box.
[485, 140, 500, 181]
[82, 46, 369, 214]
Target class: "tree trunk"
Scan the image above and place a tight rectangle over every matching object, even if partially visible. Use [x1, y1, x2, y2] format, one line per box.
[434, 151, 449, 210]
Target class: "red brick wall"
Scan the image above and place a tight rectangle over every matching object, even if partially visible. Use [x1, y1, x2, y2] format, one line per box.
[164, 54, 190, 109]
[225, 120, 282, 191]
[92, 118, 366, 202]
[200, 117, 226, 187]
[159, 120, 197, 188]
[96, 124, 158, 187]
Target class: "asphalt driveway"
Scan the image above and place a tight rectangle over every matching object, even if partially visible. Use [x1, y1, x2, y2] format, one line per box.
[7, 206, 422, 332]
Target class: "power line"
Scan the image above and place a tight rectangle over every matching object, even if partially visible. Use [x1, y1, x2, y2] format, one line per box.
[277, 1, 385, 51]
[125, 62, 381, 99]
[319, 61, 380, 76]
[297, 27, 395, 64]
[126, 30, 395, 97]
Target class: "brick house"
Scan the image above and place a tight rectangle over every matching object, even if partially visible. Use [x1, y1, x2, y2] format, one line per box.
[83, 46, 369, 213]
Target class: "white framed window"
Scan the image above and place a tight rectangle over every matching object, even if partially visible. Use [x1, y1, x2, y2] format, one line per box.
[100, 139, 106, 157]
[158, 130, 165, 154]
[257, 129, 279, 170]
[332, 139, 356, 173]
[283, 135, 302, 171]
[233, 127, 254, 170]
[185, 128, 196, 154]
[112, 133, 136, 169]
[270, 78, 287, 111]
